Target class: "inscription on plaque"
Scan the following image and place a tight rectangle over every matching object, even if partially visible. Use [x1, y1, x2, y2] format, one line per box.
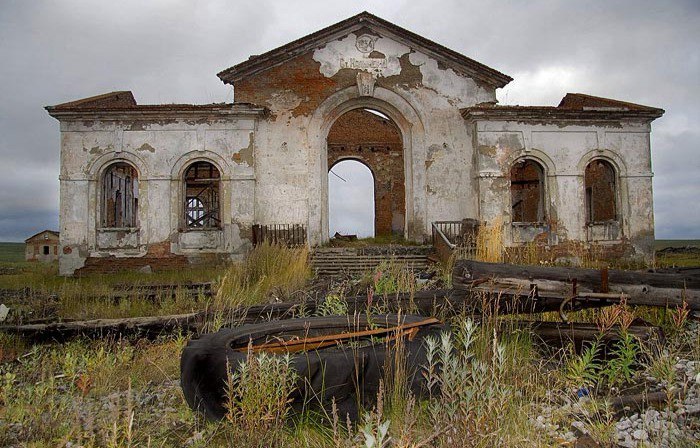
[340, 57, 387, 72]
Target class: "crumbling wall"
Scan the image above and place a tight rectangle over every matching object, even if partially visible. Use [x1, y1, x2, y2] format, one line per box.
[234, 30, 496, 243]
[56, 115, 258, 275]
[473, 120, 655, 261]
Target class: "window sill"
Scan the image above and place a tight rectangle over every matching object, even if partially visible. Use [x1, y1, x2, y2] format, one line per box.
[585, 220, 622, 242]
[511, 222, 548, 227]
[96, 228, 140, 250]
[180, 228, 222, 232]
[585, 220, 619, 226]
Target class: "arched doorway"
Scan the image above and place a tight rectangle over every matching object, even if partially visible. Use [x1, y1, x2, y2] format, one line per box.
[328, 159, 375, 238]
[326, 108, 405, 238]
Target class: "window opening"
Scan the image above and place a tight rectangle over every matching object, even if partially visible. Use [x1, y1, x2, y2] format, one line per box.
[585, 160, 617, 222]
[510, 159, 545, 222]
[101, 163, 138, 228]
[185, 162, 221, 229]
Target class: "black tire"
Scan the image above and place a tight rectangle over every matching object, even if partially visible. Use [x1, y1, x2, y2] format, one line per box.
[180, 314, 446, 421]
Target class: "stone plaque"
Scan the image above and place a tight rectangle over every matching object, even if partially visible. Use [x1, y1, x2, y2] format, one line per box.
[356, 71, 376, 97]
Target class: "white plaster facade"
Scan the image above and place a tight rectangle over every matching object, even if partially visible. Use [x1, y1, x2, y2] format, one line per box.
[47, 12, 663, 275]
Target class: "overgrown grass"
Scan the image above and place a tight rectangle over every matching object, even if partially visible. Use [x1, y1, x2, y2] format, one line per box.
[1, 235, 698, 446]
[0, 242, 311, 322]
[0, 334, 192, 447]
[215, 242, 310, 309]
[0, 263, 223, 321]
[325, 234, 421, 247]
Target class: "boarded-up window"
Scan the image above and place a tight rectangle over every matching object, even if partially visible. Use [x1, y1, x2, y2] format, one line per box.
[510, 159, 545, 222]
[585, 160, 616, 222]
[102, 163, 139, 228]
[185, 162, 220, 229]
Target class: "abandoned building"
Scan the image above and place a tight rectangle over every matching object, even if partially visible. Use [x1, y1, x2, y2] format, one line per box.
[46, 12, 664, 275]
[25, 230, 60, 263]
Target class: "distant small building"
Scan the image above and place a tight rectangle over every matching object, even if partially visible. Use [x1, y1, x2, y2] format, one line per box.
[25, 230, 59, 262]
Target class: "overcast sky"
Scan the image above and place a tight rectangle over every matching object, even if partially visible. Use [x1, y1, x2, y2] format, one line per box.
[0, 0, 698, 242]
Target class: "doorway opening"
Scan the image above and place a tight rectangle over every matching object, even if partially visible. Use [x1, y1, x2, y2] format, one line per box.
[328, 160, 375, 238]
[326, 108, 405, 238]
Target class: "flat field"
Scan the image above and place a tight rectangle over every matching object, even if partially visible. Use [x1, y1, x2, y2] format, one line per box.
[0, 242, 25, 263]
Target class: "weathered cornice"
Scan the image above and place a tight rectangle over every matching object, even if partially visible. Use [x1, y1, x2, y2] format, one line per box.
[217, 11, 513, 89]
[462, 106, 664, 123]
[45, 103, 267, 120]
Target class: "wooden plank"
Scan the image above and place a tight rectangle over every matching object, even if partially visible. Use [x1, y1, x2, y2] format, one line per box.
[454, 260, 700, 310]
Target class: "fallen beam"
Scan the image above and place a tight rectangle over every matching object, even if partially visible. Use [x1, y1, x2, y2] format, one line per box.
[454, 260, 700, 310]
[0, 287, 629, 342]
[0, 312, 205, 340]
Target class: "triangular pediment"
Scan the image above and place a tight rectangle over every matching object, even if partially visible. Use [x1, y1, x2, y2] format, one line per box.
[217, 11, 512, 88]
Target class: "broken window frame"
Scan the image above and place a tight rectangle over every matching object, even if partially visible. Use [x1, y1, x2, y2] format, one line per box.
[183, 161, 221, 230]
[100, 162, 139, 229]
[510, 158, 546, 224]
[584, 159, 618, 224]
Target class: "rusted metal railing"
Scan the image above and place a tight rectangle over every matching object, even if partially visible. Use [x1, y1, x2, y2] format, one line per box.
[431, 223, 456, 264]
[431, 219, 480, 263]
[252, 224, 307, 247]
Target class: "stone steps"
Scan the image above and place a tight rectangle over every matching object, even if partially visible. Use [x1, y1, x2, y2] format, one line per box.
[311, 246, 433, 276]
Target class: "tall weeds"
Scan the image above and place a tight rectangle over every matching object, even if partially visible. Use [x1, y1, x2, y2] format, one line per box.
[215, 242, 310, 310]
[225, 352, 298, 434]
[420, 318, 548, 446]
[475, 217, 504, 263]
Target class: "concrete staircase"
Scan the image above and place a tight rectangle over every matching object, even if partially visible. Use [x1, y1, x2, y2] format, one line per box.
[311, 245, 433, 277]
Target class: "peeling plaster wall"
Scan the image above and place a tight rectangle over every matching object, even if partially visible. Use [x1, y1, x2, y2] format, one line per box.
[472, 119, 655, 260]
[57, 116, 257, 275]
[235, 30, 496, 243]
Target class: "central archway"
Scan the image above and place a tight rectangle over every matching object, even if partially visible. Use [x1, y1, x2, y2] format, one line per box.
[307, 86, 428, 246]
[327, 108, 405, 238]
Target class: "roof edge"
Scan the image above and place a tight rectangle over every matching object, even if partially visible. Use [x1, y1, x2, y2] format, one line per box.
[50, 91, 137, 110]
[24, 230, 60, 243]
[217, 11, 512, 88]
[462, 93, 664, 123]
[46, 95, 267, 119]
[558, 93, 664, 114]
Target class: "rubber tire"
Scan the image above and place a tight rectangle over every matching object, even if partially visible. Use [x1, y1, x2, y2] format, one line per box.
[180, 314, 446, 421]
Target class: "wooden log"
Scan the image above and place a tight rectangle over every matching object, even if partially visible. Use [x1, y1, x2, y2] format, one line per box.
[0, 312, 206, 341]
[454, 260, 700, 310]
[0, 287, 608, 341]
[609, 389, 682, 412]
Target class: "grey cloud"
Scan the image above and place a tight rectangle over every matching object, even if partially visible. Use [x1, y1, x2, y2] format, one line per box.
[0, 0, 697, 241]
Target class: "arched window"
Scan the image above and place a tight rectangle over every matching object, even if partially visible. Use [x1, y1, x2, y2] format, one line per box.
[184, 161, 220, 229]
[585, 159, 617, 222]
[510, 159, 545, 223]
[101, 162, 138, 228]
